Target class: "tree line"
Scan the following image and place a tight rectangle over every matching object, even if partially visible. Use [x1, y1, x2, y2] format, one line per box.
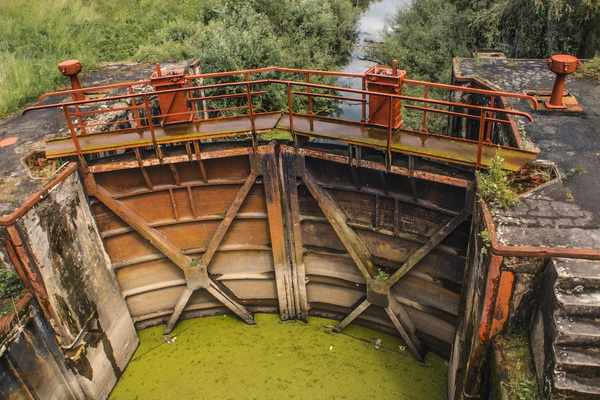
[373, 0, 600, 83]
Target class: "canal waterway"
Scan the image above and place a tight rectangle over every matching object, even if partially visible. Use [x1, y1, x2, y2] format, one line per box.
[338, 0, 410, 121]
[109, 314, 446, 399]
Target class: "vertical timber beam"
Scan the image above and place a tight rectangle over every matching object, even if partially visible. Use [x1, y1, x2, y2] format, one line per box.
[281, 146, 308, 321]
[261, 146, 295, 320]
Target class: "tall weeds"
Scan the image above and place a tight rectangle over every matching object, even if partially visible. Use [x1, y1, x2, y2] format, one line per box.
[0, 0, 364, 118]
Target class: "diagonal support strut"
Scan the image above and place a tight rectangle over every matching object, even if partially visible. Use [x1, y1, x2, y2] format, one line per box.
[386, 208, 471, 288]
[302, 167, 377, 281]
[333, 299, 371, 333]
[92, 175, 257, 335]
[164, 170, 258, 332]
[386, 296, 425, 362]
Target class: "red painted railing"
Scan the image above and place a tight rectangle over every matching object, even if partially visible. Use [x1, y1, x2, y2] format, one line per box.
[24, 66, 538, 168]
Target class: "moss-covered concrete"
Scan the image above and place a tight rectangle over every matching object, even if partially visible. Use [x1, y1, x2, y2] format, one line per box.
[110, 314, 447, 400]
[492, 332, 542, 400]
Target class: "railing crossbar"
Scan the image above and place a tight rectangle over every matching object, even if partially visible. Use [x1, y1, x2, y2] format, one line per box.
[28, 66, 537, 170]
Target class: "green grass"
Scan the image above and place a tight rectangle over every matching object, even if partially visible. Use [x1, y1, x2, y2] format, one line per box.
[573, 58, 600, 82]
[496, 331, 542, 400]
[109, 314, 447, 400]
[0, 0, 364, 118]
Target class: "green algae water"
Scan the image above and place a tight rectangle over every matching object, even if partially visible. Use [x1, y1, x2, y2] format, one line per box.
[109, 314, 447, 399]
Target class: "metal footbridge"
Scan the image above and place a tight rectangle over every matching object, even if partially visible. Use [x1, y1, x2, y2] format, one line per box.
[24, 62, 539, 171]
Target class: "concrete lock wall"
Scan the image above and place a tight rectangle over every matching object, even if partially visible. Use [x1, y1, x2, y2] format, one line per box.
[0, 301, 86, 399]
[447, 203, 487, 400]
[1, 172, 138, 400]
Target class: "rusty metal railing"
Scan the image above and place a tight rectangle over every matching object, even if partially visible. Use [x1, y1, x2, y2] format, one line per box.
[24, 66, 538, 169]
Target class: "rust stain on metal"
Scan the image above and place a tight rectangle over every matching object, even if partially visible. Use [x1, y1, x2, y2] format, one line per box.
[490, 270, 514, 338]
[150, 64, 191, 125]
[478, 255, 503, 342]
[296, 147, 473, 188]
[58, 60, 85, 101]
[365, 61, 405, 129]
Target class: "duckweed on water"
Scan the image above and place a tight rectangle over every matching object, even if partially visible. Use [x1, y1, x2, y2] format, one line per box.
[109, 314, 447, 399]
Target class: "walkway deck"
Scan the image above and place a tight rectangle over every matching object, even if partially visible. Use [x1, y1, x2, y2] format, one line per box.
[46, 113, 537, 171]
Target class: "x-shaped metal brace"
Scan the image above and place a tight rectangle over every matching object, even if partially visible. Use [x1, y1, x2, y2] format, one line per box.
[303, 166, 470, 362]
[92, 171, 258, 335]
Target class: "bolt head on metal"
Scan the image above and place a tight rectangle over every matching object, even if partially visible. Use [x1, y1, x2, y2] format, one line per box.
[58, 60, 83, 77]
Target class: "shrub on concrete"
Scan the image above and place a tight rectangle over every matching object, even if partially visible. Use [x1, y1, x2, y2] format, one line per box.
[0, 269, 23, 299]
[476, 149, 518, 210]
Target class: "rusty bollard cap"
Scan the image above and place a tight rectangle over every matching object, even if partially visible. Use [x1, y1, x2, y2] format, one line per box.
[547, 54, 581, 75]
[58, 60, 83, 77]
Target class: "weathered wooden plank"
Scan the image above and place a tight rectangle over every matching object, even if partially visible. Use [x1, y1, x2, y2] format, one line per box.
[350, 165, 361, 190]
[94, 179, 255, 333]
[386, 296, 425, 362]
[333, 299, 371, 332]
[134, 148, 153, 190]
[281, 147, 309, 320]
[199, 171, 258, 271]
[169, 163, 181, 186]
[167, 170, 258, 325]
[193, 141, 209, 182]
[302, 168, 377, 281]
[187, 186, 198, 219]
[94, 185, 192, 269]
[386, 208, 471, 288]
[261, 146, 294, 320]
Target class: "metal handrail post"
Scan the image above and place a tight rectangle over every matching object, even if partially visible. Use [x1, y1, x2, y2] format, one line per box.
[142, 93, 162, 162]
[306, 73, 313, 116]
[63, 105, 86, 167]
[361, 76, 366, 123]
[245, 73, 257, 147]
[421, 85, 429, 133]
[476, 110, 487, 169]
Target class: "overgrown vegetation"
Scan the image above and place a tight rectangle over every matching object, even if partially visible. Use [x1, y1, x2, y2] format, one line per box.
[372, 0, 470, 83]
[475, 149, 519, 210]
[0, 0, 370, 118]
[373, 268, 389, 282]
[573, 58, 600, 82]
[373, 0, 600, 84]
[479, 229, 492, 254]
[496, 331, 543, 400]
[0, 269, 22, 299]
[0, 268, 24, 319]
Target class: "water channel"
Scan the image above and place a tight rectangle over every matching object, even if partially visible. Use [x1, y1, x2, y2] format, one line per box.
[338, 0, 409, 121]
[109, 315, 446, 399]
